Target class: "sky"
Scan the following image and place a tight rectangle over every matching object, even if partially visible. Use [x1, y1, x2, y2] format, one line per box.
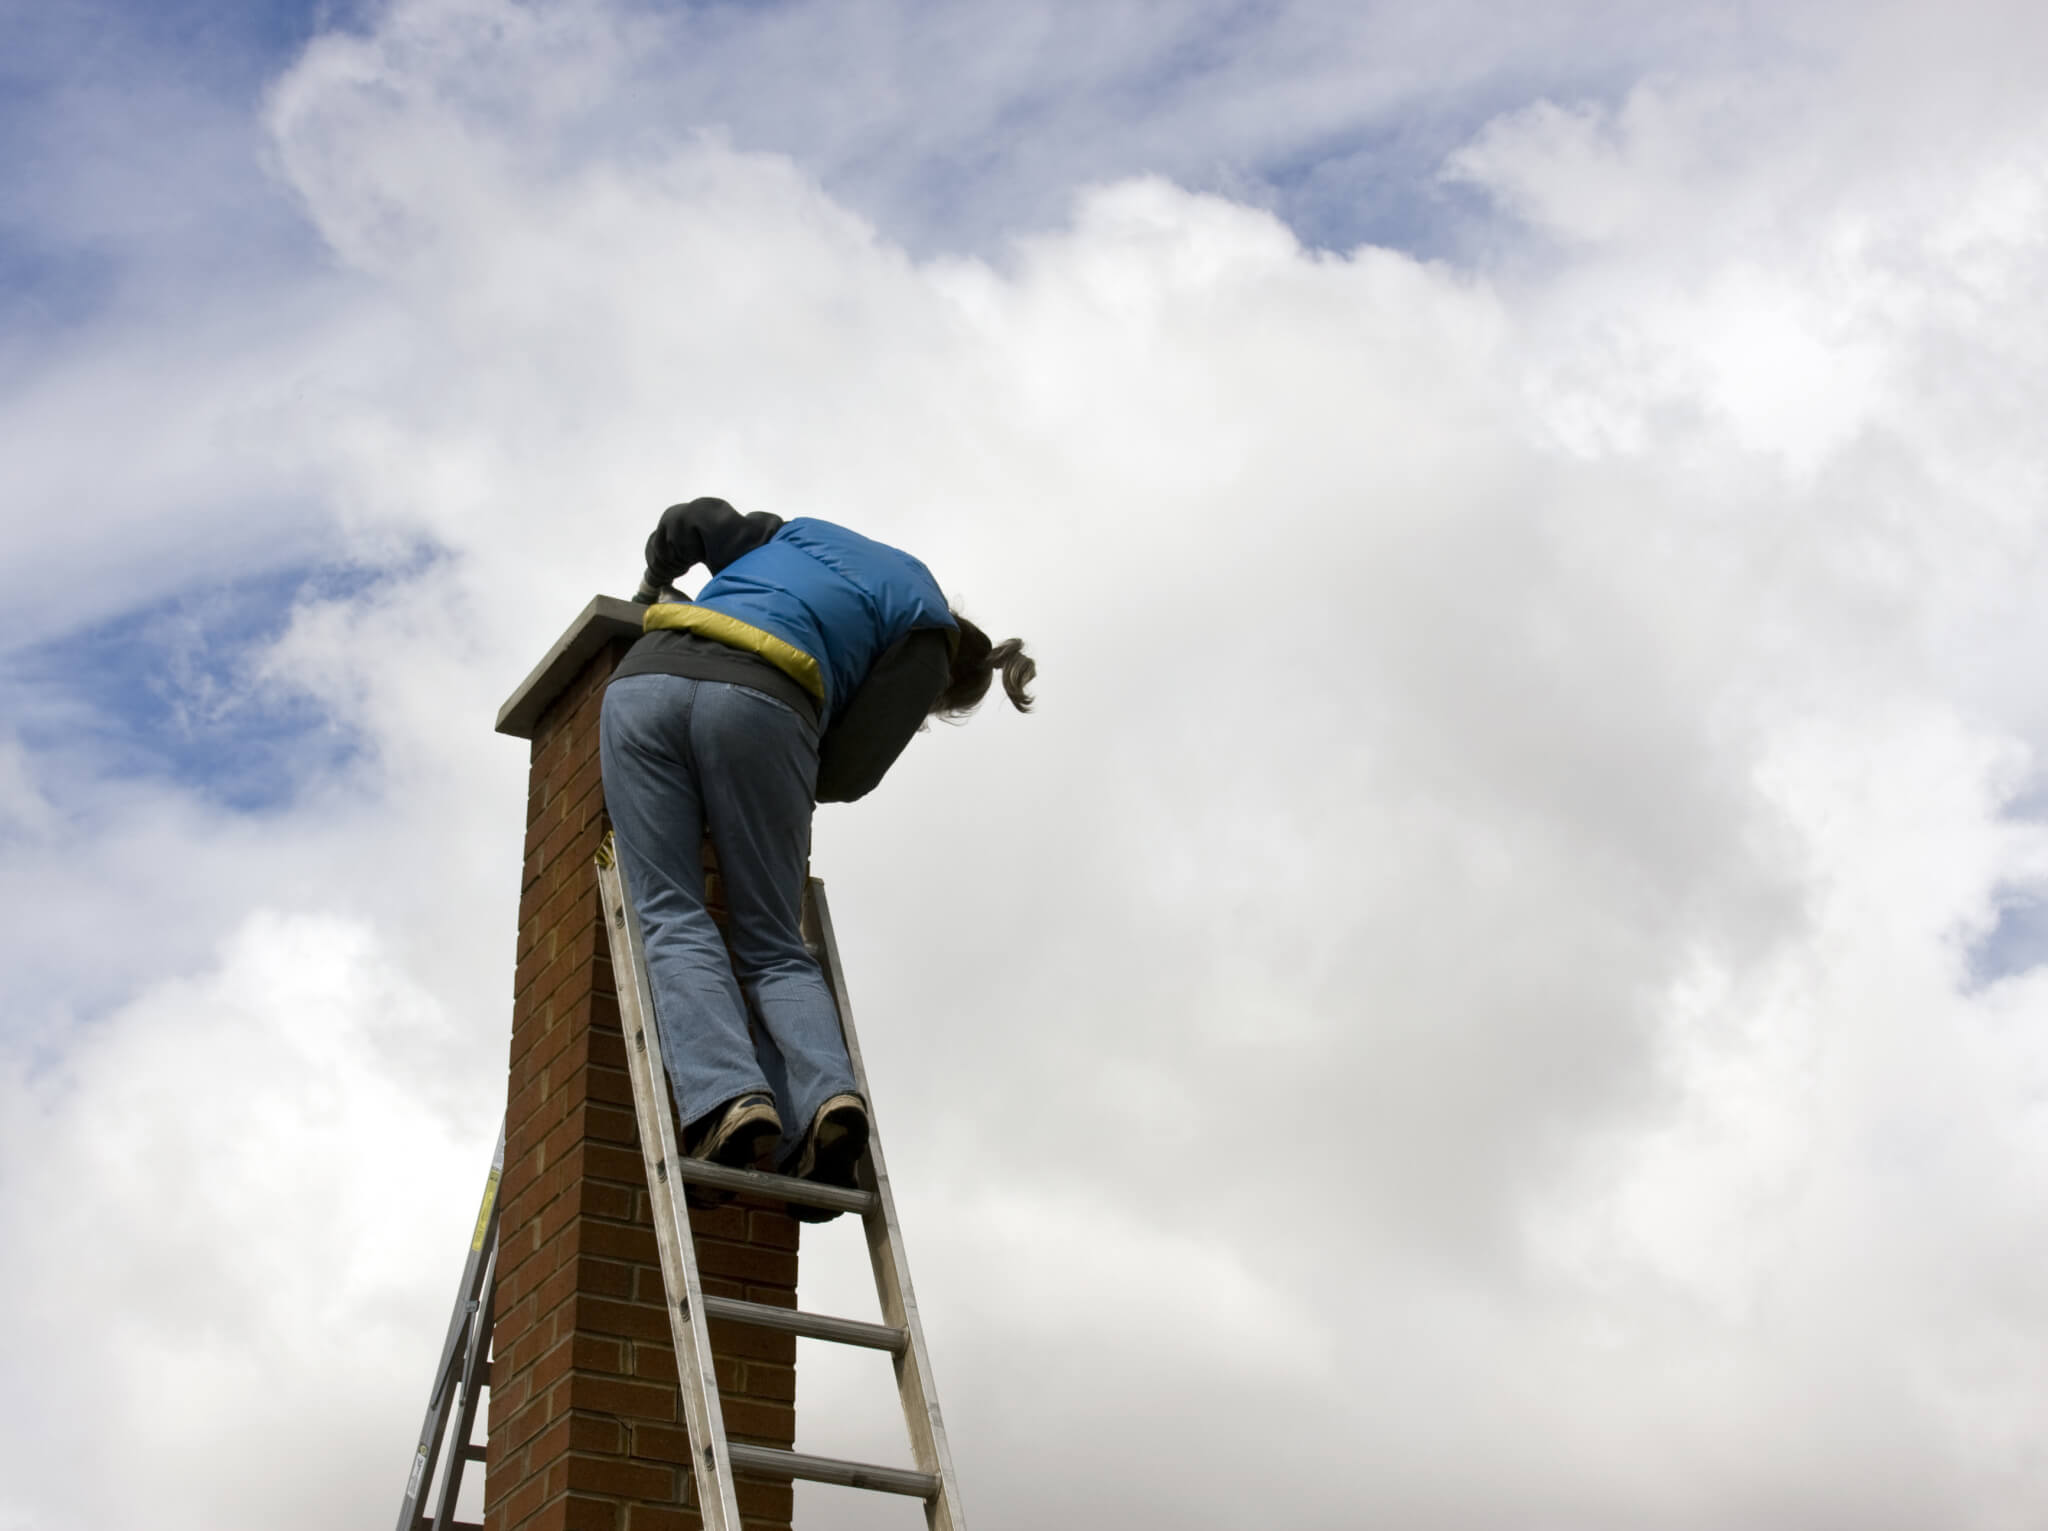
[3, 0, 2048, 1527]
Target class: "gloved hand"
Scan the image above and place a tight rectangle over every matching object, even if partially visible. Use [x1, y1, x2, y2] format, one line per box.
[634, 574, 687, 605]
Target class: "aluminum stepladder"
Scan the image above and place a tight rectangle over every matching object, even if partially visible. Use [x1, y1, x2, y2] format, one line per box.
[396, 1124, 504, 1531]
[593, 831, 966, 1531]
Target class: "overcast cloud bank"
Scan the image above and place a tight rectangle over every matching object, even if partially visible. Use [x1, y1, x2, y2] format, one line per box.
[4, 1, 2048, 1527]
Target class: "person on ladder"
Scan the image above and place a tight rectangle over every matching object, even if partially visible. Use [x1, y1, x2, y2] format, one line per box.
[599, 498, 1035, 1220]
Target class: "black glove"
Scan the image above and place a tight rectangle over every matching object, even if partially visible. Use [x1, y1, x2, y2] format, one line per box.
[634, 575, 686, 605]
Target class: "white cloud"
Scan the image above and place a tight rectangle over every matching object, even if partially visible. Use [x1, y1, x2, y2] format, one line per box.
[0, 910, 490, 1531]
[5, 0, 2048, 1527]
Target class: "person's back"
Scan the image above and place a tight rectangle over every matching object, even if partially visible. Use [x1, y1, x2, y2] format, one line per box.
[682, 517, 955, 718]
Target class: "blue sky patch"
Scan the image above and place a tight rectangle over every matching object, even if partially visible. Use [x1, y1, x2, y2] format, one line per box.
[0, 237, 120, 345]
[1, 559, 398, 816]
[1969, 891, 2048, 989]
[1969, 782, 2048, 986]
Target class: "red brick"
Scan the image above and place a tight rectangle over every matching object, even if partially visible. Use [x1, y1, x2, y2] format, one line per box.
[525, 1408, 627, 1471]
[701, 1320, 794, 1365]
[536, 825, 592, 895]
[505, 1113, 548, 1168]
[513, 938, 565, 1003]
[537, 884, 598, 957]
[737, 1363, 796, 1404]
[523, 812, 552, 868]
[733, 1478, 792, 1521]
[583, 1180, 638, 1221]
[526, 1335, 580, 1394]
[578, 1295, 674, 1342]
[494, 1245, 556, 1316]
[570, 1373, 678, 1421]
[557, 749, 603, 803]
[531, 1259, 580, 1318]
[492, 1367, 536, 1417]
[540, 1111, 588, 1169]
[492, 1389, 565, 1456]
[584, 1064, 634, 1109]
[556, 1492, 623, 1531]
[564, 1454, 678, 1501]
[488, 1467, 548, 1529]
[585, 1101, 640, 1146]
[694, 1241, 796, 1287]
[539, 1191, 585, 1245]
[578, 1256, 635, 1299]
[635, 1345, 680, 1384]
[505, 1075, 555, 1140]
[623, 1505, 698, 1531]
[581, 1143, 645, 1184]
[494, 1290, 538, 1355]
[496, 1227, 539, 1292]
[685, 1204, 747, 1242]
[570, 1331, 628, 1376]
[510, 984, 560, 1040]
[578, 1219, 659, 1264]
[720, 1397, 794, 1445]
[628, 1422, 692, 1465]
[588, 1027, 628, 1071]
[743, 1211, 799, 1251]
[518, 873, 550, 934]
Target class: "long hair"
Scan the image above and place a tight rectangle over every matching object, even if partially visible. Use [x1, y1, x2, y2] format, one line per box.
[932, 615, 1035, 720]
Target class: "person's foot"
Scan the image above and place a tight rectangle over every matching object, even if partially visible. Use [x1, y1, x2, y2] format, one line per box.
[784, 1094, 869, 1223]
[684, 1092, 782, 1170]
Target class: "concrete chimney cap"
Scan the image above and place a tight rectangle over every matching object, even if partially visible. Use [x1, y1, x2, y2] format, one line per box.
[495, 594, 645, 739]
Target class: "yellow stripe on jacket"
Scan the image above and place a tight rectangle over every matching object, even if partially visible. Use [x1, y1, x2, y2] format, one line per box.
[641, 603, 827, 700]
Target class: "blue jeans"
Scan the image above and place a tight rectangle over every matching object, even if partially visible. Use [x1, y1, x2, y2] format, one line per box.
[599, 673, 855, 1164]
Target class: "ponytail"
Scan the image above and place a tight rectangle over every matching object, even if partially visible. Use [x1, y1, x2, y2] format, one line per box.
[933, 615, 1036, 720]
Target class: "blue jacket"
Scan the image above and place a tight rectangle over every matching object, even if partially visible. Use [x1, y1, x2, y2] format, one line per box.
[643, 518, 956, 721]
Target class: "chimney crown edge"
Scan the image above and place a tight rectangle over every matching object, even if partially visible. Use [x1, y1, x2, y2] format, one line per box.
[495, 594, 644, 739]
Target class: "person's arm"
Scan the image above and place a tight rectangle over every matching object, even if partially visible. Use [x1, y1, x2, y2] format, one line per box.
[636, 497, 783, 600]
[815, 629, 953, 803]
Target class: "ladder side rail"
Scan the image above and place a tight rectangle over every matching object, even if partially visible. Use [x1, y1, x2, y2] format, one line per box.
[430, 1237, 498, 1531]
[804, 880, 967, 1531]
[596, 847, 746, 1531]
[398, 1123, 507, 1531]
[400, 1352, 460, 1531]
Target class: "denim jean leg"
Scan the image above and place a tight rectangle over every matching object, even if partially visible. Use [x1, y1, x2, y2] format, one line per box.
[688, 682, 857, 1163]
[599, 674, 770, 1131]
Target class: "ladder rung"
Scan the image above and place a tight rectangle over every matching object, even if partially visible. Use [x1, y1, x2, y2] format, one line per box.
[726, 1442, 938, 1499]
[700, 1295, 907, 1353]
[671, 1157, 877, 1214]
[461, 1443, 488, 1461]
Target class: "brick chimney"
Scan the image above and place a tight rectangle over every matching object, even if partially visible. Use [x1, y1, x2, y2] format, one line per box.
[485, 597, 799, 1531]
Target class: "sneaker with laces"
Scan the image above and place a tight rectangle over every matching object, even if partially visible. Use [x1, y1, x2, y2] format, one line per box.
[684, 1092, 782, 1171]
[785, 1093, 869, 1223]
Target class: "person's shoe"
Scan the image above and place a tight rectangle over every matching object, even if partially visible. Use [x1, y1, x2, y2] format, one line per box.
[684, 1092, 782, 1171]
[784, 1094, 869, 1224]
